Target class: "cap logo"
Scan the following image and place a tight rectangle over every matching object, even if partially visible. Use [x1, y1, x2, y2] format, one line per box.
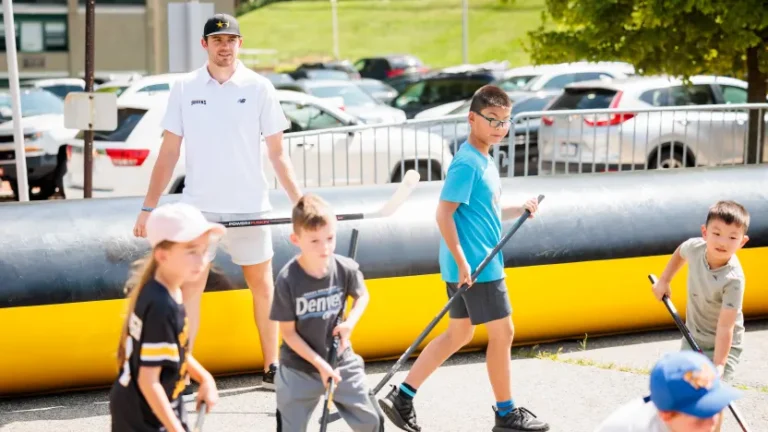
[216, 20, 229, 28]
[683, 363, 715, 390]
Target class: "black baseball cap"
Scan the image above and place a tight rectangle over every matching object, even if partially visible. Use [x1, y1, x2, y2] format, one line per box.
[203, 13, 241, 38]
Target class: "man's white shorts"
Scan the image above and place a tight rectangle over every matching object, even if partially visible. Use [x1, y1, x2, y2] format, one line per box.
[201, 211, 274, 266]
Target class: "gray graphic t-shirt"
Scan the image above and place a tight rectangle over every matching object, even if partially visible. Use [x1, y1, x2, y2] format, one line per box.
[679, 237, 746, 350]
[270, 254, 366, 374]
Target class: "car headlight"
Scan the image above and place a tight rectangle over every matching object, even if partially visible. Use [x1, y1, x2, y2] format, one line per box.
[24, 131, 45, 152]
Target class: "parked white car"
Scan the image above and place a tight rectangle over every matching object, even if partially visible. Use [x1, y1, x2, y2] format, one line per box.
[537, 75, 768, 173]
[0, 88, 77, 199]
[21, 78, 85, 99]
[279, 79, 408, 125]
[64, 89, 451, 198]
[496, 62, 635, 103]
[115, 73, 184, 102]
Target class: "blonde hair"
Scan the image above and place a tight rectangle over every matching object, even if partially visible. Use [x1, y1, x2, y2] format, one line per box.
[116, 240, 173, 367]
[292, 193, 335, 234]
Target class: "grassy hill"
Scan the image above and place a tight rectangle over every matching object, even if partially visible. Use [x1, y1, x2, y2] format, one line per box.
[237, 0, 548, 70]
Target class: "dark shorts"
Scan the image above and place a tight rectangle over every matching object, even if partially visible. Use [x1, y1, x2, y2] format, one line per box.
[446, 279, 512, 325]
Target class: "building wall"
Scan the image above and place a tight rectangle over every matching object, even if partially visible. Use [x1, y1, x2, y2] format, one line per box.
[0, 0, 235, 82]
[68, 6, 149, 76]
[152, 0, 235, 73]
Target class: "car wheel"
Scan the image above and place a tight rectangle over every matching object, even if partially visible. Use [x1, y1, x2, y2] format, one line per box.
[648, 145, 694, 169]
[393, 163, 442, 182]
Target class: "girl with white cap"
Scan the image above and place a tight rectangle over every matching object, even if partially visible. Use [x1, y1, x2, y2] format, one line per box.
[110, 202, 224, 432]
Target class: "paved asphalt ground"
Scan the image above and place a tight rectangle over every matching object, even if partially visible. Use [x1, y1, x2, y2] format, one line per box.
[2, 320, 767, 432]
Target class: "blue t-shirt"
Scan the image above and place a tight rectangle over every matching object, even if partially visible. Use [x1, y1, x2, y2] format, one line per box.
[438, 142, 504, 284]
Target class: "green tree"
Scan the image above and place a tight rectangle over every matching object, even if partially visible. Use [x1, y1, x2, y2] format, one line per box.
[527, 0, 768, 164]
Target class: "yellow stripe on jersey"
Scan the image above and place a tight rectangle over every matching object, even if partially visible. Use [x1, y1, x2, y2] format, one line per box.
[140, 342, 179, 363]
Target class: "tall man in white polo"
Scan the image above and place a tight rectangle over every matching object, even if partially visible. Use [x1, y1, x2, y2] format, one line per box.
[133, 13, 303, 390]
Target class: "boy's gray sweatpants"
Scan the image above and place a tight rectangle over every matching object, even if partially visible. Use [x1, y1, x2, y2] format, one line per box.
[275, 353, 381, 432]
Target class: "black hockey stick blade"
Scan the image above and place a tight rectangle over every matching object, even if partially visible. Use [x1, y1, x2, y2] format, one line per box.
[647, 274, 751, 432]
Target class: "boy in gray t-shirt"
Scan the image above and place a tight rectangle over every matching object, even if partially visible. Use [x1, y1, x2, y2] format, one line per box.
[269, 193, 380, 432]
[651, 200, 750, 432]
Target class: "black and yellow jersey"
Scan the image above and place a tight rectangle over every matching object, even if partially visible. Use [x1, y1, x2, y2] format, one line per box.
[109, 279, 190, 432]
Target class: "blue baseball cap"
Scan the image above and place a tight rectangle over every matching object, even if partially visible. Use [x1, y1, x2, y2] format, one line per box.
[645, 351, 742, 418]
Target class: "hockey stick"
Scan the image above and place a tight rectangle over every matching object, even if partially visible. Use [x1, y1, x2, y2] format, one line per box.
[325, 194, 545, 425]
[319, 228, 360, 432]
[221, 170, 420, 228]
[193, 402, 207, 432]
[647, 274, 751, 432]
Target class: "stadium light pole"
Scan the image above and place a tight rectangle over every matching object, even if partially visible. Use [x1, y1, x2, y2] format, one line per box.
[462, 0, 468, 64]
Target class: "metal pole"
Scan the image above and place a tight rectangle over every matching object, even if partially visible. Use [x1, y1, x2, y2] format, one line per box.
[83, 0, 95, 198]
[2, 0, 29, 202]
[462, 0, 468, 64]
[186, 0, 200, 72]
[330, 0, 339, 59]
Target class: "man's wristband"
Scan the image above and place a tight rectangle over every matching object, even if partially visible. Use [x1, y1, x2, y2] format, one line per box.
[141, 206, 154, 213]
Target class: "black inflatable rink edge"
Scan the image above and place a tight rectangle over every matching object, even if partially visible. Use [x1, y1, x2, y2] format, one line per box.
[0, 165, 766, 308]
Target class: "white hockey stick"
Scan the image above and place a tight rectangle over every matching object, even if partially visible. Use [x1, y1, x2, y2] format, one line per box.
[221, 170, 420, 228]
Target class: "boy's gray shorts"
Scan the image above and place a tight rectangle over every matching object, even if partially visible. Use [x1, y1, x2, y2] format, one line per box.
[680, 338, 742, 382]
[446, 278, 512, 325]
[275, 353, 381, 432]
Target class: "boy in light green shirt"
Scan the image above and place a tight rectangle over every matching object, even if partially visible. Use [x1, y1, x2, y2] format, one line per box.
[651, 200, 750, 432]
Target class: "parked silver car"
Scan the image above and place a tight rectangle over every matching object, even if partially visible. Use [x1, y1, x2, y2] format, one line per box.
[535, 75, 768, 173]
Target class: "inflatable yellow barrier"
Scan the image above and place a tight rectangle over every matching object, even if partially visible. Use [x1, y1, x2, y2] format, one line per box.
[1, 165, 767, 397]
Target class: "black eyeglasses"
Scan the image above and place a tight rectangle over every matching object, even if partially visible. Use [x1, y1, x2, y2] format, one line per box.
[472, 110, 512, 129]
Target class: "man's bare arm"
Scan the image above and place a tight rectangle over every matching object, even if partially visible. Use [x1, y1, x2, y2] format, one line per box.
[142, 131, 182, 209]
[265, 132, 302, 204]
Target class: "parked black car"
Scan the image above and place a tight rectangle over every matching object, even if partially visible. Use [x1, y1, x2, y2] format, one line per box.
[391, 68, 508, 119]
[354, 54, 428, 84]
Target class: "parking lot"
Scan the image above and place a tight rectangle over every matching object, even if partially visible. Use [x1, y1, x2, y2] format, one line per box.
[2, 323, 767, 432]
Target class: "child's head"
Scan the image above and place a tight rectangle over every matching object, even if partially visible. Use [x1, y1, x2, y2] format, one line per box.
[701, 200, 750, 261]
[145, 202, 226, 282]
[468, 85, 513, 146]
[116, 203, 225, 367]
[649, 351, 741, 432]
[290, 193, 337, 261]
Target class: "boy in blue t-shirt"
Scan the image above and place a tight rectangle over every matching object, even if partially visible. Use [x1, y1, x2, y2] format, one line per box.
[379, 85, 549, 432]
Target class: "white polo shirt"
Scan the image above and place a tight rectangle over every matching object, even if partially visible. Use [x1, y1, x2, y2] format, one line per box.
[161, 60, 289, 214]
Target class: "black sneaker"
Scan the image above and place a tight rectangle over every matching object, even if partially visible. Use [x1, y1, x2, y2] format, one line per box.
[262, 363, 278, 391]
[492, 406, 550, 432]
[378, 385, 421, 432]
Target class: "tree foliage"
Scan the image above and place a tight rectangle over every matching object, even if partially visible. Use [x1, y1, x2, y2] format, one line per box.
[527, 0, 768, 77]
[526, 0, 768, 163]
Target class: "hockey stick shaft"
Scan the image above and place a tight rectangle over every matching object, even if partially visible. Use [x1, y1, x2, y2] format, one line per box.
[370, 194, 545, 396]
[647, 274, 750, 432]
[221, 170, 420, 228]
[193, 402, 207, 432]
[319, 229, 360, 432]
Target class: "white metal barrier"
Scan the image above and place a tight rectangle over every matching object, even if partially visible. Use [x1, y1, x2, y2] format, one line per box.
[266, 103, 768, 189]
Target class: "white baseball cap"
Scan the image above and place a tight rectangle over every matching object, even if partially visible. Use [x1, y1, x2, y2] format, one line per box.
[146, 202, 226, 248]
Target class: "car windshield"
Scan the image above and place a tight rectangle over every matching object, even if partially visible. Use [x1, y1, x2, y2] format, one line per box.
[309, 84, 379, 108]
[496, 75, 538, 92]
[0, 89, 64, 119]
[512, 95, 557, 116]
